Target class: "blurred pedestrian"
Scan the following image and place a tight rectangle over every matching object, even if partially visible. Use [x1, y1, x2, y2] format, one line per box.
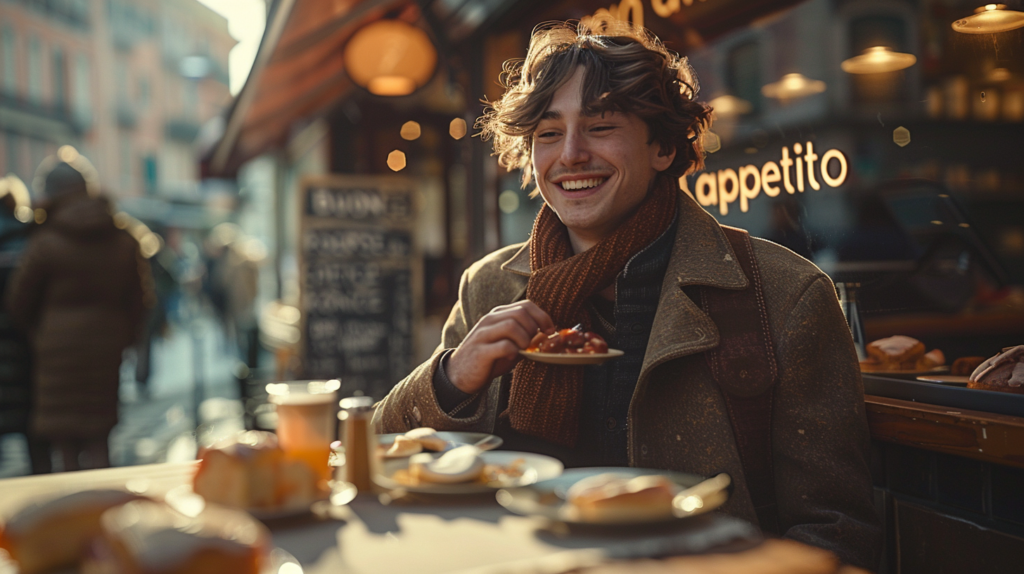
[0, 175, 36, 470]
[5, 154, 151, 472]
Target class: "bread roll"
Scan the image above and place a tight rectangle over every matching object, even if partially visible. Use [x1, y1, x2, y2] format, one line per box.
[0, 489, 144, 574]
[566, 473, 677, 523]
[89, 499, 270, 574]
[193, 431, 318, 510]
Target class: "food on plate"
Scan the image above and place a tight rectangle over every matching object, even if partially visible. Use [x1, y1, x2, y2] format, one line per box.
[969, 346, 1024, 395]
[916, 349, 945, 370]
[409, 446, 485, 484]
[403, 427, 448, 451]
[382, 427, 448, 458]
[952, 356, 986, 376]
[390, 446, 526, 487]
[192, 430, 319, 511]
[386, 435, 424, 457]
[88, 499, 270, 574]
[859, 336, 945, 372]
[0, 489, 145, 574]
[525, 324, 609, 354]
[566, 473, 678, 523]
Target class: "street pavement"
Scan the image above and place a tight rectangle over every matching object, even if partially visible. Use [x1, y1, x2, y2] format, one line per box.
[0, 314, 245, 478]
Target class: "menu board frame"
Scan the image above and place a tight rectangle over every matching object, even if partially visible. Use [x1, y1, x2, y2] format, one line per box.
[297, 173, 422, 399]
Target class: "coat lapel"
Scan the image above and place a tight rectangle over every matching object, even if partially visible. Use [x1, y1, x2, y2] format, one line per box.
[639, 193, 749, 379]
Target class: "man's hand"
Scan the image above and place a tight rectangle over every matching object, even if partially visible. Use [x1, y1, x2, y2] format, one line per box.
[446, 300, 555, 394]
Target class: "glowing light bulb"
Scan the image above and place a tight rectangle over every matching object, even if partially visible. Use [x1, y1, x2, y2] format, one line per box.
[952, 4, 1024, 34]
[841, 46, 917, 74]
[761, 73, 827, 100]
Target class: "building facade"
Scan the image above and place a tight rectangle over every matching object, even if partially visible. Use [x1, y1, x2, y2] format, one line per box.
[0, 0, 234, 197]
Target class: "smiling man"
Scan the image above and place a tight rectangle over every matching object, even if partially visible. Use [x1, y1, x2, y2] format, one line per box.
[373, 21, 880, 569]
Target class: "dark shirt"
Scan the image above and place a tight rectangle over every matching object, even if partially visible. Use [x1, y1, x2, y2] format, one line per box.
[433, 214, 678, 467]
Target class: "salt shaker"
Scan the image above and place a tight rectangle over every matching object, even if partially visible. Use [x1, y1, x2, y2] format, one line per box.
[337, 395, 377, 493]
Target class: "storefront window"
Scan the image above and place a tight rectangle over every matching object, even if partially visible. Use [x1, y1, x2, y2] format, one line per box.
[678, 0, 1023, 359]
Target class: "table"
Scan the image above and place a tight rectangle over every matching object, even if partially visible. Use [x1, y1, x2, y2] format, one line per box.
[865, 395, 1024, 469]
[0, 463, 862, 574]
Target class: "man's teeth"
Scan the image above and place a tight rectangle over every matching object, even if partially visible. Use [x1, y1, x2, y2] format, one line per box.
[560, 178, 605, 191]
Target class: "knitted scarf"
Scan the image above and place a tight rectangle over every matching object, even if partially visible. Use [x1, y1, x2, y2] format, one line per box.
[508, 175, 678, 446]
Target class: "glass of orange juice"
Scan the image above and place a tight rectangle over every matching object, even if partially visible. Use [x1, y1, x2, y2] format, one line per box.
[266, 380, 340, 482]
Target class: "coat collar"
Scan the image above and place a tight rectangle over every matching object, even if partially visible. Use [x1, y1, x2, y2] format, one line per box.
[498, 191, 749, 372]
[641, 191, 748, 377]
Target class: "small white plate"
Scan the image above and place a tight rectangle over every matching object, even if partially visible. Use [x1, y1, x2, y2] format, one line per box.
[861, 366, 949, 378]
[374, 450, 563, 495]
[916, 374, 970, 386]
[497, 467, 724, 526]
[519, 349, 624, 365]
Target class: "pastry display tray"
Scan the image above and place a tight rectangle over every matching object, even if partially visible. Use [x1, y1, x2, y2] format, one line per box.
[863, 375, 1024, 418]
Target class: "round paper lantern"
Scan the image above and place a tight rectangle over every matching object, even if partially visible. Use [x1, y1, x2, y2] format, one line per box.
[344, 21, 438, 96]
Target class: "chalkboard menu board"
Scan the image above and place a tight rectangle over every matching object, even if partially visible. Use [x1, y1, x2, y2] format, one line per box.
[298, 175, 420, 399]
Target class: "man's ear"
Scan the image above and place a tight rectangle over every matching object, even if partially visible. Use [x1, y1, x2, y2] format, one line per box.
[652, 142, 676, 172]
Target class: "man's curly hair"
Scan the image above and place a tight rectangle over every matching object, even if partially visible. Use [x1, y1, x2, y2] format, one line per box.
[477, 20, 714, 189]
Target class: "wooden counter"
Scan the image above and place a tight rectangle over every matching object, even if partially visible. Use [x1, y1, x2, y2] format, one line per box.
[865, 394, 1024, 469]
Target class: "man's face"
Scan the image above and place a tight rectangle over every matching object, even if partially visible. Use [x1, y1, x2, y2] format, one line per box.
[531, 67, 675, 245]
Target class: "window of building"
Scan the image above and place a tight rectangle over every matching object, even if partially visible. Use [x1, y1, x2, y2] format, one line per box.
[1, 27, 16, 95]
[73, 54, 92, 124]
[143, 154, 157, 194]
[5, 133, 19, 179]
[120, 135, 133, 192]
[726, 40, 762, 114]
[27, 35, 43, 104]
[52, 46, 66, 110]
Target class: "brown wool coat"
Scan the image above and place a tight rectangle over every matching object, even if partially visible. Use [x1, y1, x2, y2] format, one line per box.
[374, 193, 882, 570]
[6, 194, 149, 440]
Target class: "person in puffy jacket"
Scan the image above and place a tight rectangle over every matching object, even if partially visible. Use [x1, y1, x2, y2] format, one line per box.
[6, 159, 150, 472]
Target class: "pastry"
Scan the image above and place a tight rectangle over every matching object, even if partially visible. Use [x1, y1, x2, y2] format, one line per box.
[916, 349, 945, 370]
[969, 346, 1024, 395]
[403, 427, 448, 451]
[0, 489, 144, 574]
[867, 336, 925, 368]
[193, 431, 318, 510]
[566, 473, 677, 523]
[952, 356, 985, 376]
[385, 435, 424, 457]
[88, 499, 270, 574]
[408, 446, 484, 484]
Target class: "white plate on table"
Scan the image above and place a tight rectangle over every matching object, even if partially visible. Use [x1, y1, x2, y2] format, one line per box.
[916, 374, 971, 386]
[374, 450, 563, 495]
[165, 484, 319, 520]
[496, 467, 726, 526]
[519, 349, 624, 365]
[376, 431, 502, 457]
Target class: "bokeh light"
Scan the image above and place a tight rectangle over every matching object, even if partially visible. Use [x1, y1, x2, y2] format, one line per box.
[387, 150, 407, 171]
[449, 118, 467, 140]
[400, 121, 422, 140]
